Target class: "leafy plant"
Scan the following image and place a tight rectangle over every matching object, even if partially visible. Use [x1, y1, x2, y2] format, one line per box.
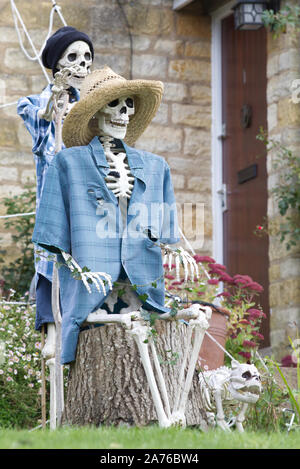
[262, 4, 300, 38]
[0, 185, 36, 297]
[257, 128, 300, 250]
[163, 255, 266, 365]
[0, 297, 45, 428]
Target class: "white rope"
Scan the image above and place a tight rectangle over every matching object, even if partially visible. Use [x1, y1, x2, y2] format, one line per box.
[11, 2, 55, 62]
[10, 0, 68, 84]
[0, 100, 19, 109]
[10, 0, 50, 84]
[0, 211, 35, 219]
[204, 329, 237, 363]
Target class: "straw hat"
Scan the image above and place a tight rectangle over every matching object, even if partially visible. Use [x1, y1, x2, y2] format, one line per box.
[62, 66, 164, 148]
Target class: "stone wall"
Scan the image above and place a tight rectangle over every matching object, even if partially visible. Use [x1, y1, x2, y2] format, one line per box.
[0, 0, 212, 268]
[266, 0, 300, 358]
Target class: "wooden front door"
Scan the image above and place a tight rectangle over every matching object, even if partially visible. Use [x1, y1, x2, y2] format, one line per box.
[221, 14, 270, 346]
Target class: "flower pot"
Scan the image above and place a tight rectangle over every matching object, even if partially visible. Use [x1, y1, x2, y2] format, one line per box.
[198, 308, 229, 370]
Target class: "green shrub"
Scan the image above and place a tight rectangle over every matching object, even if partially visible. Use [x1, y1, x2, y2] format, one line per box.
[0, 184, 36, 298]
[0, 298, 44, 428]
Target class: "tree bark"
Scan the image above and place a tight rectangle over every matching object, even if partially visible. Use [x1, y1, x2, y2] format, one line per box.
[62, 319, 208, 429]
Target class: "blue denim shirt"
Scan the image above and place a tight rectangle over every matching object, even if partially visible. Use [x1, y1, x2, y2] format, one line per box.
[32, 136, 180, 364]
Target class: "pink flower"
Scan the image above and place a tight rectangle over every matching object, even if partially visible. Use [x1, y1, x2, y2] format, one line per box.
[216, 291, 231, 298]
[281, 355, 297, 367]
[233, 274, 253, 286]
[239, 319, 251, 325]
[251, 331, 264, 340]
[171, 281, 183, 286]
[197, 291, 205, 296]
[209, 263, 226, 271]
[242, 282, 264, 292]
[165, 274, 175, 280]
[208, 279, 219, 285]
[243, 340, 257, 348]
[218, 273, 234, 284]
[247, 308, 266, 319]
[238, 351, 251, 359]
[194, 255, 215, 264]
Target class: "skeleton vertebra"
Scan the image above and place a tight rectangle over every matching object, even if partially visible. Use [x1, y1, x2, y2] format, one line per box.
[56, 40, 92, 90]
[199, 362, 262, 432]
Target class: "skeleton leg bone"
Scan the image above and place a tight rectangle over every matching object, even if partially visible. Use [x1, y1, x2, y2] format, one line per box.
[127, 320, 171, 428]
[235, 403, 248, 433]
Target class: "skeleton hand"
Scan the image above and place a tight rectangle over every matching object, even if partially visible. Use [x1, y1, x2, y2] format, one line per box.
[61, 252, 112, 295]
[38, 65, 81, 122]
[162, 245, 199, 282]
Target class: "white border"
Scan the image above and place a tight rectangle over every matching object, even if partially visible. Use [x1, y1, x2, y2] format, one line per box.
[211, 1, 236, 263]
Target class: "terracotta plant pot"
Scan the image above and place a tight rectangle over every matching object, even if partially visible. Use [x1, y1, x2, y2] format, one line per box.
[198, 308, 230, 370]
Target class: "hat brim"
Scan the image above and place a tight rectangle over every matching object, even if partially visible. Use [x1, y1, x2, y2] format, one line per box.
[62, 78, 163, 148]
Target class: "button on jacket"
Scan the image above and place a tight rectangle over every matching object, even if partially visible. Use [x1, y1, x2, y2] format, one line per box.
[32, 136, 180, 364]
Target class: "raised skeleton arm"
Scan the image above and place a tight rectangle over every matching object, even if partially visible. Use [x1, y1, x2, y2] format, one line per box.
[38, 65, 81, 121]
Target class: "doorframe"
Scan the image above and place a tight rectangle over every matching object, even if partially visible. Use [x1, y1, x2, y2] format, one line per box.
[210, 1, 236, 264]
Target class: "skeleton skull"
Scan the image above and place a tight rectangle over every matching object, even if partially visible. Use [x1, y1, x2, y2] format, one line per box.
[228, 362, 262, 404]
[56, 41, 93, 90]
[96, 97, 135, 140]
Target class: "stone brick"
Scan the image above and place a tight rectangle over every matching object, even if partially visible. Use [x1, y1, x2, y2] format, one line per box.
[0, 120, 19, 147]
[183, 127, 211, 157]
[0, 78, 5, 105]
[169, 59, 211, 82]
[176, 13, 211, 39]
[152, 103, 169, 125]
[132, 54, 168, 79]
[171, 174, 185, 189]
[187, 176, 211, 193]
[267, 102, 278, 131]
[154, 39, 184, 56]
[190, 85, 211, 104]
[171, 103, 211, 128]
[163, 82, 188, 102]
[135, 125, 183, 154]
[0, 166, 18, 182]
[269, 263, 280, 283]
[279, 49, 300, 73]
[0, 27, 20, 43]
[269, 278, 300, 308]
[21, 168, 36, 185]
[185, 41, 211, 58]
[278, 97, 300, 127]
[0, 184, 23, 198]
[0, 150, 33, 167]
[124, 6, 174, 36]
[4, 48, 40, 73]
[93, 53, 129, 77]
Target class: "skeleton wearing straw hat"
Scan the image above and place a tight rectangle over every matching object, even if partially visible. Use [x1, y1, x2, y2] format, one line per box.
[32, 67, 211, 427]
[17, 27, 94, 360]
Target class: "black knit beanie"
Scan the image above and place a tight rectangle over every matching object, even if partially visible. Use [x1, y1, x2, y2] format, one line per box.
[42, 26, 94, 76]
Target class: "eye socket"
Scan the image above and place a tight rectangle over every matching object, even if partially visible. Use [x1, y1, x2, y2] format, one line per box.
[67, 53, 77, 62]
[242, 371, 252, 379]
[84, 52, 91, 61]
[125, 97, 134, 108]
[108, 99, 119, 107]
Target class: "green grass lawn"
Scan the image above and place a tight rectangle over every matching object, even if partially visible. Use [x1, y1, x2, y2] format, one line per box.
[0, 426, 299, 449]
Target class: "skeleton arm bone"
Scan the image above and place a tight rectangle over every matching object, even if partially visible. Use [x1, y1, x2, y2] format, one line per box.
[61, 251, 112, 295]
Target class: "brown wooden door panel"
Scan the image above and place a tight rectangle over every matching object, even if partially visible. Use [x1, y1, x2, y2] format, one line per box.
[222, 14, 270, 346]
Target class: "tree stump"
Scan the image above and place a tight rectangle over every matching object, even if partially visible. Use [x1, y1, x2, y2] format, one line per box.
[62, 319, 209, 429]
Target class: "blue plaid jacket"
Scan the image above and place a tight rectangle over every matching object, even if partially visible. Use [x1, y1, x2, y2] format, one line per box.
[17, 84, 80, 283]
[32, 136, 180, 363]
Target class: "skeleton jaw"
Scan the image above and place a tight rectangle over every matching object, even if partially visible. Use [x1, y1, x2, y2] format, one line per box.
[98, 113, 128, 139]
[228, 383, 261, 404]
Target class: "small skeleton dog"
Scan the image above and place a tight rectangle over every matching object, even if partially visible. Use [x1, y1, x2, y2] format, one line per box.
[198, 361, 262, 432]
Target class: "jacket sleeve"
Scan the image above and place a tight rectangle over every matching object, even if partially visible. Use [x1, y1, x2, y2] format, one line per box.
[160, 162, 181, 245]
[17, 92, 55, 158]
[32, 157, 71, 254]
